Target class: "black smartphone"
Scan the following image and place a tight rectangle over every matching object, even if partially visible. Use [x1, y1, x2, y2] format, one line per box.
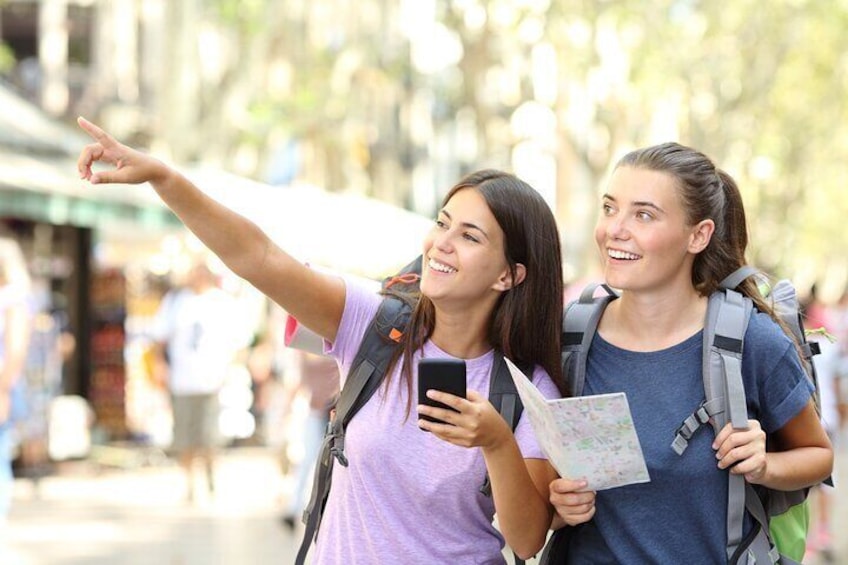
[417, 358, 467, 426]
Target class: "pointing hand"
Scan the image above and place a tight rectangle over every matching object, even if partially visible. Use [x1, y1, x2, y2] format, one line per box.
[76, 116, 169, 185]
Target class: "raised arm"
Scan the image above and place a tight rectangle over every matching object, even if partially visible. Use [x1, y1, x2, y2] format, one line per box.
[76, 117, 345, 341]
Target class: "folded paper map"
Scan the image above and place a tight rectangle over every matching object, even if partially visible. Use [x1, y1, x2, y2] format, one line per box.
[505, 358, 650, 490]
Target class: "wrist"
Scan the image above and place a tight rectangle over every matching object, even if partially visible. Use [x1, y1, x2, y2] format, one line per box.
[150, 160, 177, 187]
[481, 423, 517, 454]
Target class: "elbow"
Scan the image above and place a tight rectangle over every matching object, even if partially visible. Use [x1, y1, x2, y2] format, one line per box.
[511, 532, 548, 561]
[822, 444, 835, 481]
[814, 438, 835, 484]
[513, 546, 541, 562]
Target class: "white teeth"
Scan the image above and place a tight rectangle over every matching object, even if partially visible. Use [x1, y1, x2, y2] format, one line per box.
[428, 258, 457, 273]
[608, 249, 640, 260]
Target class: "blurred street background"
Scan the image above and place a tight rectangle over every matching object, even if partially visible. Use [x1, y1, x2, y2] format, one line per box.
[1, 1, 848, 564]
[1, 441, 847, 564]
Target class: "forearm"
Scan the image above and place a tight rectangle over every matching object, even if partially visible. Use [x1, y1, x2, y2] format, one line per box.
[149, 168, 344, 339]
[760, 446, 833, 491]
[150, 168, 273, 279]
[483, 440, 553, 559]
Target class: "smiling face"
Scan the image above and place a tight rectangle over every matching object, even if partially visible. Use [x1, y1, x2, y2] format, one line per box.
[419, 187, 519, 308]
[594, 166, 713, 295]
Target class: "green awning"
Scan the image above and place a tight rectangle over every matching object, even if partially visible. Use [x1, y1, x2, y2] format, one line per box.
[0, 182, 179, 229]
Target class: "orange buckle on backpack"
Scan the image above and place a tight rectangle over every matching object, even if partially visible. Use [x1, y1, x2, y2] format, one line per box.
[385, 273, 420, 289]
[389, 328, 403, 342]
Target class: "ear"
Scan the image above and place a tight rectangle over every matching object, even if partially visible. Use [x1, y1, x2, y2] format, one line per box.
[493, 263, 526, 292]
[688, 219, 715, 254]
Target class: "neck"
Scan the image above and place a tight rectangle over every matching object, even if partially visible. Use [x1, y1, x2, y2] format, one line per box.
[429, 303, 493, 359]
[600, 286, 707, 352]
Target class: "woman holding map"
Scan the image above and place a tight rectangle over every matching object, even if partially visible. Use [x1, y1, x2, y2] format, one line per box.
[547, 142, 832, 563]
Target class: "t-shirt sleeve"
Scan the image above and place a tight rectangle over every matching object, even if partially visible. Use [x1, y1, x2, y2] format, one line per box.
[745, 312, 815, 433]
[514, 366, 562, 460]
[322, 274, 382, 388]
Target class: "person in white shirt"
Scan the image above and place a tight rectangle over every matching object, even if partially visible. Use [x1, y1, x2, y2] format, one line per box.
[152, 261, 241, 502]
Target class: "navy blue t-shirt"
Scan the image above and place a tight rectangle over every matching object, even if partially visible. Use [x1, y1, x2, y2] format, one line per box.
[567, 310, 814, 564]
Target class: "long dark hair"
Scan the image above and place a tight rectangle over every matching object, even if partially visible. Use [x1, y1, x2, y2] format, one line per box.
[615, 142, 776, 317]
[386, 169, 565, 411]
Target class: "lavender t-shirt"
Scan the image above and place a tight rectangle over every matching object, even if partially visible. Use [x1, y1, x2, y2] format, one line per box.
[311, 275, 560, 564]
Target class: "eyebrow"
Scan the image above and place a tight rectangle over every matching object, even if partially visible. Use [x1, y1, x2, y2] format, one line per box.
[602, 193, 665, 214]
[440, 209, 490, 240]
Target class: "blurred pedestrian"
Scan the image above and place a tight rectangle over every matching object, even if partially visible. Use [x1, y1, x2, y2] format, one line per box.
[280, 350, 339, 531]
[76, 117, 566, 563]
[0, 237, 33, 522]
[17, 284, 67, 490]
[151, 261, 242, 503]
[801, 288, 840, 562]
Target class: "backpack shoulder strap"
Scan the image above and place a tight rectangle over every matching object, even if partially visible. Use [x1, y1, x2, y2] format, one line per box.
[335, 296, 412, 430]
[709, 288, 756, 564]
[479, 352, 527, 497]
[489, 351, 525, 433]
[561, 283, 618, 397]
[295, 294, 411, 565]
[671, 268, 757, 456]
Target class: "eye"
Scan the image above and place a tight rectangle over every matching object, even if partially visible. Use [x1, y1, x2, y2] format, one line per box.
[636, 210, 654, 221]
[602, 202, 615, 216]
[463, 232, 481, 243]
[435, 218, 448, 229]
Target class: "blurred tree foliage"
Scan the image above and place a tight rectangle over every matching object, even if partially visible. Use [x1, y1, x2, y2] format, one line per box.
[84, 0, 848, 286]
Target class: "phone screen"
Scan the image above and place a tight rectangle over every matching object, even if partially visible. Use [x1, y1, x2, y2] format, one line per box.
[417, 358, 467, 426]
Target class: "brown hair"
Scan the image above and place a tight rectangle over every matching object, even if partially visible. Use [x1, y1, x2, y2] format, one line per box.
[387, 169, 565, 411]
[615, 142, 776, 317]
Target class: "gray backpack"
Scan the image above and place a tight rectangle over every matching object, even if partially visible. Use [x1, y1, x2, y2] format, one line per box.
[545, 266, 825, 564]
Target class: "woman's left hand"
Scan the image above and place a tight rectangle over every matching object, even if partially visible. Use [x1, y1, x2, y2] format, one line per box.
[713, 419, 768, 484]
[417, 389, 511, 450]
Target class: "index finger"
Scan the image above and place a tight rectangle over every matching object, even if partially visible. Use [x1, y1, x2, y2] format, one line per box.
[77, 116, 112, 144]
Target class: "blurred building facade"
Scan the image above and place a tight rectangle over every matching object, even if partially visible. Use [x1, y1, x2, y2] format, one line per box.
[0, 0, 568, 238]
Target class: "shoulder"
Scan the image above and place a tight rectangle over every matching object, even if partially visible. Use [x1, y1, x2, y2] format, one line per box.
[341, 273, 382, 298]
[529, 364, 561, 400]
[743, 309, 795, 355]
[325, 274, 384, 361]
[742, 309, 803, 379]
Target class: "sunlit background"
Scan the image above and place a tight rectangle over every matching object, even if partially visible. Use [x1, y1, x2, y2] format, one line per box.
[1, 1, 847, 563]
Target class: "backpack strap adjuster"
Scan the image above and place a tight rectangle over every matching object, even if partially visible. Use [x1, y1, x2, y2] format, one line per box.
[672, 401, 711, 455]
[329, 433, 349, 467]
[671, 398, 724, 456]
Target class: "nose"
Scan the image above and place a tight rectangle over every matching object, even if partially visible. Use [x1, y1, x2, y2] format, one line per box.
[432, 228, 455, 252]
[603, 214, 629, 240]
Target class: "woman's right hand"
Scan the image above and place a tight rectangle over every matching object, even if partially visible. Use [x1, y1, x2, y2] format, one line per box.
[549, 477, 596, 526]
[77, 117, 170, 186]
